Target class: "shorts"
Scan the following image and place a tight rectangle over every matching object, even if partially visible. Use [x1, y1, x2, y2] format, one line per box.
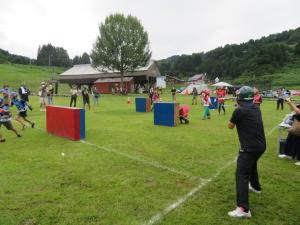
[40, 97, 46, 104]
[0, 121, 13, 130]
[83, 96, 90, 105]
[18, 111, 27, 118]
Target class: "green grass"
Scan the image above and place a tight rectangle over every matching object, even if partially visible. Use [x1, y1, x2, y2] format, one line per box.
[233, 60, 300, 90]
[0, 93, 299, 225]
[0, 64, 69, 94]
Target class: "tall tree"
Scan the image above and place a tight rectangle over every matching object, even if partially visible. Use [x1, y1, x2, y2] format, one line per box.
[91, 13, 151, 92]
[81, 52, 91, 64]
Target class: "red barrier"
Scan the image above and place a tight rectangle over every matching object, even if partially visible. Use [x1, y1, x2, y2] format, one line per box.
[46, 106, 85, 141]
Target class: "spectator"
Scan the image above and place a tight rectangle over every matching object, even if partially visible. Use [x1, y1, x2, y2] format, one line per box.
[277, 88, 285, 110]
[47, 83, 54, 105]
[202, 89, 211, 120]
[92, 85, 100, 105]
[192, 87, 198, 105]
[70, 85, 78, 107]
[18, 82, 30, 102]
[171, 87, 176, 102]
[279, 100, 300, 166]
[216, 86, 226, 115]
[82, 85, 91, 111]
[2, 85, 10, 106]
[38, 82, 47, 111]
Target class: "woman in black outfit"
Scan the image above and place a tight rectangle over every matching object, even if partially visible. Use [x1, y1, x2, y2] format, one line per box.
[282, 100, 300, 166]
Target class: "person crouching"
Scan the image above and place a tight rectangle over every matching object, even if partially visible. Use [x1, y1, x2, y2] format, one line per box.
[179, 105, 189, 124]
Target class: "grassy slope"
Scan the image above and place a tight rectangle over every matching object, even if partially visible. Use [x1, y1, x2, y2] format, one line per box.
[0, 64, 67, 94]
[233, 60, 300, 90]
[0, 93, 299, 225]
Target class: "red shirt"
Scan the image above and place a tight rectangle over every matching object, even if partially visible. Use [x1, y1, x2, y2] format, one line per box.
[216, 89, 226, 103]
[253, 94, 262, 105]
[179, 105, 189, 117]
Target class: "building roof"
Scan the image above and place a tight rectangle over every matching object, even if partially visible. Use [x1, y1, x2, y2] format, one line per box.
[60, 64, 99, 76]
[95, 77, 133, 83]
[59, 60, 160, 84]
[60, 60, 155, 76]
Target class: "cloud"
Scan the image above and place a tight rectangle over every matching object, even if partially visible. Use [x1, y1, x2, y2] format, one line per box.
[0, 0, 299, 60]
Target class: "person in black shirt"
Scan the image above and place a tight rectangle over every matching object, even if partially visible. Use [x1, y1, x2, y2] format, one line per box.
[18, 82, 30, 102]
[228, 86, 266, 218]
[82, 85, 90, 111]
[171, 87, 176, 102]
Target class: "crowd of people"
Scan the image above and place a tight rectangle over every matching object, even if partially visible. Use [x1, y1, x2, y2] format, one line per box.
[1, 81, 299, 219]
[0, 82, 102, 142]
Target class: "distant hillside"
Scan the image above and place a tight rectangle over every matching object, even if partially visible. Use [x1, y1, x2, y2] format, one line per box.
[0, 48, 34, 65]
[158, 27, 300, 88]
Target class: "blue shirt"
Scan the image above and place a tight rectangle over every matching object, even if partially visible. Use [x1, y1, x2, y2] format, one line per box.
[12, 99, 27, 112]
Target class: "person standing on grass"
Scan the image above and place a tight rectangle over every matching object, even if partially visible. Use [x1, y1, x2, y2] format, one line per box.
[38, 82, 47, 111]
[47, 83, 54, 105]
[228, 86, 266, 218]
[149, 86, 154, 105]
[92, 85, 100, 105]
[10, 93, 35, 130]
[276, 88, 284, 110]
[70, 85, 78, 107]
[202, 89, 211, 120]
[18, 82, 30, 102]
[171, 87, 176, 102]
[253, 87, 262, 107]
[279, 99, 300, 166]
[192, 87, 198, 105]
[216, 86, 226, 115]
[0, 98, 22, 142]
[82, 85, 91, 111]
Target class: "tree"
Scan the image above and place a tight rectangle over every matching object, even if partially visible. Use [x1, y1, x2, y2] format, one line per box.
[37, 44, 71, 67]
[91, 13, 151, 92]
[81, 52, 91, 64]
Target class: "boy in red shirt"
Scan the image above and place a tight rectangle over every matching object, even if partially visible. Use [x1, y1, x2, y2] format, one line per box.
[216, 86, 226, 115]
[253, 87, 262, 106]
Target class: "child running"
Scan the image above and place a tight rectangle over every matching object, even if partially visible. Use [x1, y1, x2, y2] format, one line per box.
[0, 98, 22, 142]
[11, 93, 35, 130]
[202, 89, 211, 120]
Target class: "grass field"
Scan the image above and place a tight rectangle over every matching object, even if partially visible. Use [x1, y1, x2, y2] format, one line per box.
[0, 64, 69, 94]
[0, 93, 300, 225]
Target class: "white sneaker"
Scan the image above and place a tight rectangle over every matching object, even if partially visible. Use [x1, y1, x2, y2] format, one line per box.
[295, 161, 300, 166]
[278, 154, 292, 159]
[228, 207, 251, 218]
[249, 184, 261, 194]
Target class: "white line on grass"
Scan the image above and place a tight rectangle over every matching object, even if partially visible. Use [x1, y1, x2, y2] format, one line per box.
[266, 124, 279, 137]
[80, 140, 200, 180]
[32, 126, 201, 179]
[142, 158, 236, 225]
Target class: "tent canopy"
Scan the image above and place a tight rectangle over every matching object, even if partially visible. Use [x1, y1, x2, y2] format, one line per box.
[180, 84, 207, 94]
[212, 81, 232, 87]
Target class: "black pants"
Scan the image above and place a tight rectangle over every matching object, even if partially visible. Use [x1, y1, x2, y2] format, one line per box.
[179, 116, 189, 124]
[236, 151, 264, 211]
[70, 95, 77, 107]
[218, 102, 225, 114]
[277, 99, 284, 110]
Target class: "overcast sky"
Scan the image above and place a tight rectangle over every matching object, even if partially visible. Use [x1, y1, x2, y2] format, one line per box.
[0, 0, 299, 60]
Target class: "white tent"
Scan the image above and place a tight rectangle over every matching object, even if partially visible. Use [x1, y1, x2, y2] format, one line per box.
[180, 84, 208, 94]
[212, 81, 232, 87]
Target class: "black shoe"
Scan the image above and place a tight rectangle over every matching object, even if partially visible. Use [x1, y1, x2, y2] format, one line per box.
[17, 134, 22, 137]
[31, 122, 35, 128]
[0, 139, 6, 142]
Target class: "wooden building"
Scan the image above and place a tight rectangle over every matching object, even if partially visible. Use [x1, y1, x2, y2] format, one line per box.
[59, 61, 160, 93]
